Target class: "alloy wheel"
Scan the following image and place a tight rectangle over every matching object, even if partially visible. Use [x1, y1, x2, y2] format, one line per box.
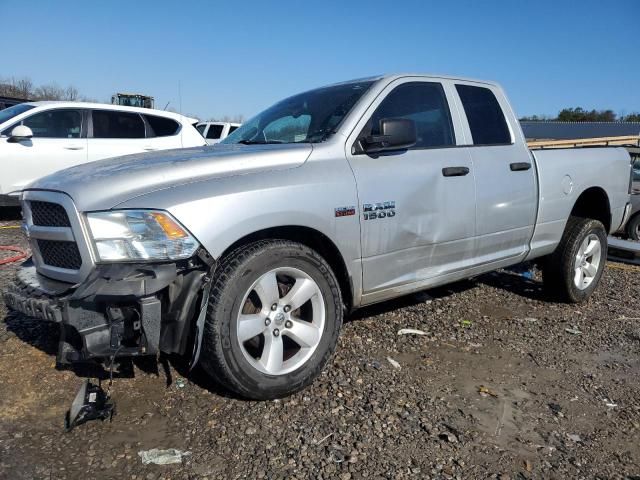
[236, 267, 325, 375]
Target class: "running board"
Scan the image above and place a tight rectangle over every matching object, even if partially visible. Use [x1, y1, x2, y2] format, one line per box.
[607, 236, 640, 265]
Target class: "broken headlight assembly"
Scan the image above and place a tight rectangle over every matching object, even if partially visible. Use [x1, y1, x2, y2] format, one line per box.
[86, 210, 199, 262]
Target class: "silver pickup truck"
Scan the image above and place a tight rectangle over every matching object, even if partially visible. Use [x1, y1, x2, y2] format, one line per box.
[3, 74, 632, 399]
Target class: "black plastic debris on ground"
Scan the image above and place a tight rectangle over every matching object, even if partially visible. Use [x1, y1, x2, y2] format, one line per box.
[64, 380, 115, 431]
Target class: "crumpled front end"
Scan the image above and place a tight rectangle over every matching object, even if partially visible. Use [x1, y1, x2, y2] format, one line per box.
[3, 254, 213, 366]
[2, 190, 215, 368]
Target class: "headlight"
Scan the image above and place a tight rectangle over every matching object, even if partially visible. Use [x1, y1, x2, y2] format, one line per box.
[86, 210, 199, 262]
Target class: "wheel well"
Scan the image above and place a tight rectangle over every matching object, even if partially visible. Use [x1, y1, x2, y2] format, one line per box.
[219, 226, 354, 311]
[570, 187, 611, 232]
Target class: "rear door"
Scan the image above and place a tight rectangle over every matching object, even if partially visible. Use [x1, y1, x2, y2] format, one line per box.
[346, 78, 477, 295]
[453, 82, 537, 262]
[87, 109, 148, 161]
[0, 107, 87, 192]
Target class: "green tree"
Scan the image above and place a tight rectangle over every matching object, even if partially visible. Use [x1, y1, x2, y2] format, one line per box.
[622, 113, 640, 122]
[557, 107, 617, 122]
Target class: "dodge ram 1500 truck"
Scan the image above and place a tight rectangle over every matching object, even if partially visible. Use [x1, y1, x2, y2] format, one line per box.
[3, 74, 632, 399]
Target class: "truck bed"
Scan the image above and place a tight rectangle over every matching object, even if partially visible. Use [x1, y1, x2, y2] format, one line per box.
[526, 146, 631, 259]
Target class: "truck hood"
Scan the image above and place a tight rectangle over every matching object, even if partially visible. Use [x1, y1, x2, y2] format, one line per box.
[24, 143, 313, 211]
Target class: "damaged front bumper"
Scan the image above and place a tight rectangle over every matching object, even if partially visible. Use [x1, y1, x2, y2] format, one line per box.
[2, 252, 214, 367]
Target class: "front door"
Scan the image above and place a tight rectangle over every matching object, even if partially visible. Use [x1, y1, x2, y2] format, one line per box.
[0, 108, 87, 193]
[346, 79, 477, 296]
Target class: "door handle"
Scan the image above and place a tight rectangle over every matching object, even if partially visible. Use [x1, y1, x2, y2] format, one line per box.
[510, 162, 531, 171]
[442, 166, 470, 177]
[143, 146, 159, 151]
[64, 145, 84, 150]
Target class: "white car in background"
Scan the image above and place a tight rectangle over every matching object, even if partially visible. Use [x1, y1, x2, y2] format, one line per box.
[196, 121, 241, 145]
[0, 102, 206, 206]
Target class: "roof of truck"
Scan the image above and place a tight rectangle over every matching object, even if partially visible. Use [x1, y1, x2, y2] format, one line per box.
[328, 73, 499, 87]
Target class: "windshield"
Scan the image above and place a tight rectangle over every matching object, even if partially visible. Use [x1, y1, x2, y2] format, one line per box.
[221, 80, 374, 145]
[0, 104, 35, 127]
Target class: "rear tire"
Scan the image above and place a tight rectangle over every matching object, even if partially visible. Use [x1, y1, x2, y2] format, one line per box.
[200, 240, 343, 400]
[542, 217, 607, 303]
[626, 214, 640, 241]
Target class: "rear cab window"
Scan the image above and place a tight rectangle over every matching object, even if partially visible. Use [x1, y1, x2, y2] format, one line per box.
[455, 84, 512, 145]
[92, 110, 145, 138]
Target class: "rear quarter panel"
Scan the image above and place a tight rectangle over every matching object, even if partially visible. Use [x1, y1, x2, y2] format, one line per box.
[527, 146, 631, 259]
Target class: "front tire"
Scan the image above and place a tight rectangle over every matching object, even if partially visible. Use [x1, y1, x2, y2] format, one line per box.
[200, 240, 343, 399]
[542, 217, 607, 303]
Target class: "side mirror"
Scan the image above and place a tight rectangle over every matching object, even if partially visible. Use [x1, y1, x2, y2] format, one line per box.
[362, 118, 417, 154]
[8, 125, 33, 143]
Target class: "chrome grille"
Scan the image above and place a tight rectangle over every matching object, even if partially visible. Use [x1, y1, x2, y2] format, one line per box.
[22, 191, 94, 284]
[37, 240, 82, 270]
[30, 201, 71, 227]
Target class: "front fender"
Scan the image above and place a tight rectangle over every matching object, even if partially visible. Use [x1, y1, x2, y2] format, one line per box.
[115, 154, 364, 304]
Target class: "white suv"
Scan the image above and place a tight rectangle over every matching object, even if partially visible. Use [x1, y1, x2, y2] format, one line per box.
[196, 121, 241, 145]
[0, 102, 206, 206]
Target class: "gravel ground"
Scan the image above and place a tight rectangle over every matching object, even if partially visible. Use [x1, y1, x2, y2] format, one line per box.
[1, 214, 639, 480]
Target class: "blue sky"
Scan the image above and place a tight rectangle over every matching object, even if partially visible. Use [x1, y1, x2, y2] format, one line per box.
[2, 0, 639, 120]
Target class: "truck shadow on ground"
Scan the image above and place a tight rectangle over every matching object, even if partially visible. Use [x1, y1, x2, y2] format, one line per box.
[476, 270, 548, 302]
[3, 312, 165, 381]
[0, 207, 21, 221]
[349, 278, 477, 321]
[350, 269, 549, 321]
[2, 269, 550, 400]
[2, 311, 239, 398]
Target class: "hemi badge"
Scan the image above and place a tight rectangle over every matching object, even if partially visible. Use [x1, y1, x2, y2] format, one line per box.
[335, 206, 356, 217]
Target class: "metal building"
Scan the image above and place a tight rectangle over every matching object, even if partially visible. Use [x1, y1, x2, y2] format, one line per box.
[521, 121, 640, 140]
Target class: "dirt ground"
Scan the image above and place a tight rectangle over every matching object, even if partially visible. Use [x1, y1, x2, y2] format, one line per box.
[1, 212, 639, 480]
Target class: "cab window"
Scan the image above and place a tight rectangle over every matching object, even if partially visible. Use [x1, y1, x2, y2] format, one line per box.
[455, 84, 511, 145]
[360, 82, 455, 149]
